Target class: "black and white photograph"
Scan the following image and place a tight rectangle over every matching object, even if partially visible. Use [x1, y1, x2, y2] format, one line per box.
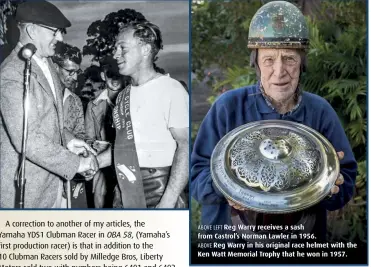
[0, 0, 189, 210]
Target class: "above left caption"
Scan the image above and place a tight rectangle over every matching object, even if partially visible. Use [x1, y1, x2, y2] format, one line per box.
[0, 211, 188, 267]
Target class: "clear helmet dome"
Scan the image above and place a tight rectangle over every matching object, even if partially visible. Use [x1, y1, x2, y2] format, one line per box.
[248, 1, 309, 49]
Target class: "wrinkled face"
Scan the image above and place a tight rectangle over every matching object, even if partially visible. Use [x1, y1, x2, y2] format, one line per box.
[56, 59, 80, 90]
[113, 29, 144, 77]
[258, 49, 301, 102]
[34, 25, 63, 58]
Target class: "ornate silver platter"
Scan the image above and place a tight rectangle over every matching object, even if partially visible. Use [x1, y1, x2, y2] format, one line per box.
[211, 120, 339, 214]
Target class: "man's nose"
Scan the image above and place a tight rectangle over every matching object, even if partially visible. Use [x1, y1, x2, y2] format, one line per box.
[272, 59, 286, 77]
[113, 49, 120, 60]
[55, 31, 63, 42]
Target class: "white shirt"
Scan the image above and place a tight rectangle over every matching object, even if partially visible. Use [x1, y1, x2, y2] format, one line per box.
[63, 88, 72, 104]
[94, 88, 114, 107]
[130, 75, 189, 167]
[33, 54, 57, 101]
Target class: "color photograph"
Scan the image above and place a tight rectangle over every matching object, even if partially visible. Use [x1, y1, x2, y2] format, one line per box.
[190, 0, 366, 264]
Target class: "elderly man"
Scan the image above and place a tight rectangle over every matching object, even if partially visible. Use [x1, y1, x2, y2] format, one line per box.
[52, 42, 90, 208]
[191, 1, 357, 240]
[98, 21, 189, 208]
[0, 0, 97, 208]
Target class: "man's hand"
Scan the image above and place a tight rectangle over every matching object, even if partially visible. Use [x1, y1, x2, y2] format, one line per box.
[329, 151, 345, 195]
[67, 138, 97, 156]
[227, 199, 249, 211]
[155, 127, 188, 209]
[93, 140, 110, 154]
[77, 152, 99, 181]
[96, 145, 112, 168]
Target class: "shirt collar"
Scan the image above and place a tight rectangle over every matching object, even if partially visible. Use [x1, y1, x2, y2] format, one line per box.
[63, 88, 73, 104]
[255, 82, 305, 123]
[32, 54, 48, 68]
[256, 85, 274, 114]
[93, 89, 113, 106]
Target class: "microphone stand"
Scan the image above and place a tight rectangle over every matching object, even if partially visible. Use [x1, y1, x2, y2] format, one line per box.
[16, 57, 32, 209]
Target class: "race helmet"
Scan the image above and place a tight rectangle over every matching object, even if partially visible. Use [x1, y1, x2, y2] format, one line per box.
[248, 1, 309, 49]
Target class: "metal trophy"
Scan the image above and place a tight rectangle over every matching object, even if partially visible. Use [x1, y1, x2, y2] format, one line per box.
[211, 120, 339, 238]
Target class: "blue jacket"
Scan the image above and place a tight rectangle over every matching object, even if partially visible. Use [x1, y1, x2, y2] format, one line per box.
[191, 84, 357, 236]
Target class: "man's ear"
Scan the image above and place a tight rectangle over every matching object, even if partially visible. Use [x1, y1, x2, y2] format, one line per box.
[100, 71, 106, 82]
[26, 24, 37, 40]
[142, 43, 152, 57]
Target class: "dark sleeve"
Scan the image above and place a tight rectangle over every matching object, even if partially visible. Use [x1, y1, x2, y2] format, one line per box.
[191, 99, 229, 205]
[84, 101, 97, 140]
[319, 102, 357, 211]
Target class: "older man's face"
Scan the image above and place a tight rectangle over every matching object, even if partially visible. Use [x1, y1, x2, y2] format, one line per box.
[258, 49, 301, 102]
[56, 59, 80, 90]
[34, 25, 63, 58]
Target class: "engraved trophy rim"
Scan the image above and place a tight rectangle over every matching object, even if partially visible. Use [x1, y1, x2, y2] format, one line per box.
[210, 120, 340, 214]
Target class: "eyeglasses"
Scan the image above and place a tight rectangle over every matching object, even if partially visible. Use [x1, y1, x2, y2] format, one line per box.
[38, 24, 67, 36]
[59, 65, 83, 76]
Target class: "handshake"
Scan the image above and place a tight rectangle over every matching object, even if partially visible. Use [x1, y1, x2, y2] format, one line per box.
[67, 138, 111, 181]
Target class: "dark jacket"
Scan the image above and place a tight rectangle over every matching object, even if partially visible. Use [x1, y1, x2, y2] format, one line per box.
[191, 84, 357, 238]
[85, 89, 118, 208]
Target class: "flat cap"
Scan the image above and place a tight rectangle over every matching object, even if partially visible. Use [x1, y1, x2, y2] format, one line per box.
[16, 0, 71, 29]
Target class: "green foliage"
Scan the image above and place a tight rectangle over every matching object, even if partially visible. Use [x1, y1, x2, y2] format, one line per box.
[191, 0, 262, 78]
[191, 122, 200, 145]
[192, 0, 367, 243]
[327, 161, 366, 242]
[191, 198, 201, 242]
[301, 5, 366, 162]
[213, 66, 257, 93]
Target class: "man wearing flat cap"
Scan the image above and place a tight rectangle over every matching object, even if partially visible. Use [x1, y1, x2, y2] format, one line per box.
[0, 0, 98, 208]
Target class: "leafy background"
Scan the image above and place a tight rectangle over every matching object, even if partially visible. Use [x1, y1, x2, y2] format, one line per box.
[191, 0, 366, 244]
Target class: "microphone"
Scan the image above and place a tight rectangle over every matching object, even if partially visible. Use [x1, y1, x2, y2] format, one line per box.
[17, 43, 37, 208]
[21, 43, 37, 60]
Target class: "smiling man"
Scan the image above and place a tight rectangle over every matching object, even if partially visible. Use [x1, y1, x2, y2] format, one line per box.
[191, 1, 357, 241]
[0, 0, 98, 208]
[96, 21, 189, 208]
